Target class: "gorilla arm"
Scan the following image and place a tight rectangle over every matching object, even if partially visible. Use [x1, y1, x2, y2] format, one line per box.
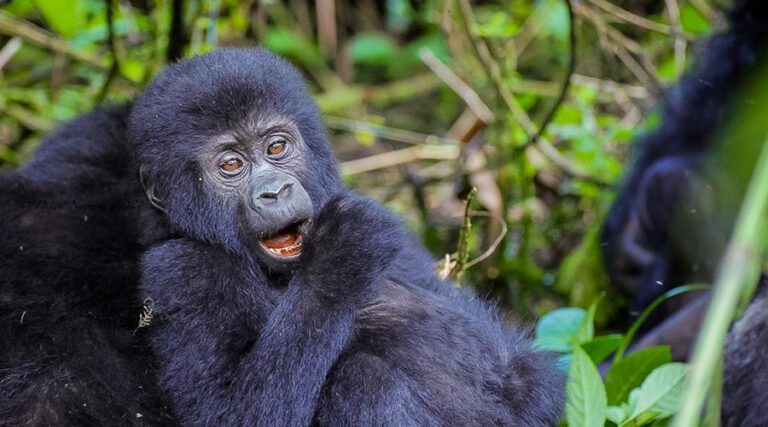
[141, 192, 403, 426]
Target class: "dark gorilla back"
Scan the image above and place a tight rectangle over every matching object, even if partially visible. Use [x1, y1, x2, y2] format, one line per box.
[0, 107, 176, 425]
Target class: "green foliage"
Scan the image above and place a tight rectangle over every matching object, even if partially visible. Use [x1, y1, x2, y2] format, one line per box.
[0, 2, 738, 425]
[605, 347, 672, 406]
[347, 33, 398, 66]
[565, 346, 607, 427]
[536, 297, 690, 426]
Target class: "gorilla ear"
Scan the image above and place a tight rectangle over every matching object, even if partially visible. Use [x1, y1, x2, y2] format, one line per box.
[139, 166, 166, 213]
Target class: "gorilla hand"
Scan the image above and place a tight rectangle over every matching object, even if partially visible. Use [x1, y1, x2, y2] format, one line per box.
[299, 192, 404, 305]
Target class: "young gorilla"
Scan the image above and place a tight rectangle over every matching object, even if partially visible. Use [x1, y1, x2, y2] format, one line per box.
[131, 49, 564, 426]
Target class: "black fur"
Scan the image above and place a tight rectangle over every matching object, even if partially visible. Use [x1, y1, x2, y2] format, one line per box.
[601, 0, 768, 320]
[600, 1, 768, 424]
[132, 49, 564, 426]
[0, 107, 176, 425]
[0, 48, 565, 426]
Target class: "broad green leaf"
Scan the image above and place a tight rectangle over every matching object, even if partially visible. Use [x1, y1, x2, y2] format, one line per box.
[534, 307, 586, 352]
[582, 334, 622, 365]
[565, 346, 607, 427]
[627, 363, 688, 423]
[605, 346, 671, 406]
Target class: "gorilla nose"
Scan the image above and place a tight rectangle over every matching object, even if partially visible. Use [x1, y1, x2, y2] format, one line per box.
[257, 182, 293, 203]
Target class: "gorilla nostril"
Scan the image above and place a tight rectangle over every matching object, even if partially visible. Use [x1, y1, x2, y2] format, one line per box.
[259, 183, 292, 201]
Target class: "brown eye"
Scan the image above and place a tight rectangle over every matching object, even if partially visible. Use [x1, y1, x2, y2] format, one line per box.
[267, 140, 286, 156]
[219, 156, 244, 174]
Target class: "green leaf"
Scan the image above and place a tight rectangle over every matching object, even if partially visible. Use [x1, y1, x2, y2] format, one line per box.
[680, 3, 711, 36]
[605, 346, 671, 406]
[347, 33, 398, 66]
[566, 346, 607, 427]
[34, 0, 87, 37]
[534, 307, 586, 352]
[473, 12, 519, 38]
[627, 363, 688, 423]
[606, 405, 628, 425]
[582, 334, 622, 365]
[576, 298, 601, 343]
[264, 28, 323, 67]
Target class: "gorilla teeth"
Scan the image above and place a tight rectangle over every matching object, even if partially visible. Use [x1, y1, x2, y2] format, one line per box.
[261, 236, 303, 257]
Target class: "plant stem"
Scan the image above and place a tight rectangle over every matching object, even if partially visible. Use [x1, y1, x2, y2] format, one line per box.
[674, 135, 768, 426]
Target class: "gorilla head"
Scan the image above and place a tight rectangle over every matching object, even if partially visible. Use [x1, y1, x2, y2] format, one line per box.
[129, 48, 342, 268]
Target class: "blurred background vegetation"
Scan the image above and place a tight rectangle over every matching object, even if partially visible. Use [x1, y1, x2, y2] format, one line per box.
[0, 0, 725, 327]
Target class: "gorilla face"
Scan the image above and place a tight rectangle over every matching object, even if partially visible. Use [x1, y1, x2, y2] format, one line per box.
[199, 116, 314, 267]
[129, 48, 343, 265]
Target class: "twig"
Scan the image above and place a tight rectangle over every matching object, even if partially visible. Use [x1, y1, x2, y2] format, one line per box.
[576, 3, 662, 93]
[586, 0, 675, 35]
[526, 0, 576, 147]
[315, 74, 440, 114]
[3, 104, 53, 132]
[167, 0, 187, 62]
[664, 0, 686, 76]
[453, 0, 605, 184]
[316, 0, 337, 57]
[571, 74, 649, 99]
[418, 48, 494, 124]
[464, 210, 508, 269]
[454, 187, 477, 282]
[325, 116, 458, 145]
[0, 37, 21, 70]
[0, 11, 104, 69]
[340, 144, 460, 175]
[96, 0, 120, 104]
[456, 0, 536, 134]
[535, 139, 605, 184]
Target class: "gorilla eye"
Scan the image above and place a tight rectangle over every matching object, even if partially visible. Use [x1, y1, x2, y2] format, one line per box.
[219, 156, 244, 175]
[267, 140, 286, 156]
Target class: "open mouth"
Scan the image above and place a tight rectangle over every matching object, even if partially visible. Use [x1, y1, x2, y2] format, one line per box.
[258, 221, 306, 258]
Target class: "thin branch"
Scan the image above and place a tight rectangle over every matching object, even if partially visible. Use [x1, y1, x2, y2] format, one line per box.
[664, 0, 687, 76]
[96, 0, 120, 103]
[316, 0, 337, 57]
[167, 0, 187, 62]
[340, 144, 460, 175]
[0, 36, 21, 70]
[456, 0, 536, 134]
[586, 0, 676, 36]
[526, 0, 576, 147]
[577, 3, 662, 92]
[571, 74, 649, 99]
[418, 47, 495, 124]
[0, 11, 103, 69]
[454, 187, 477, 282]
[325, 116, 458, 145]
[315, 74, 440, 114]
[464, 210, 508, 269]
